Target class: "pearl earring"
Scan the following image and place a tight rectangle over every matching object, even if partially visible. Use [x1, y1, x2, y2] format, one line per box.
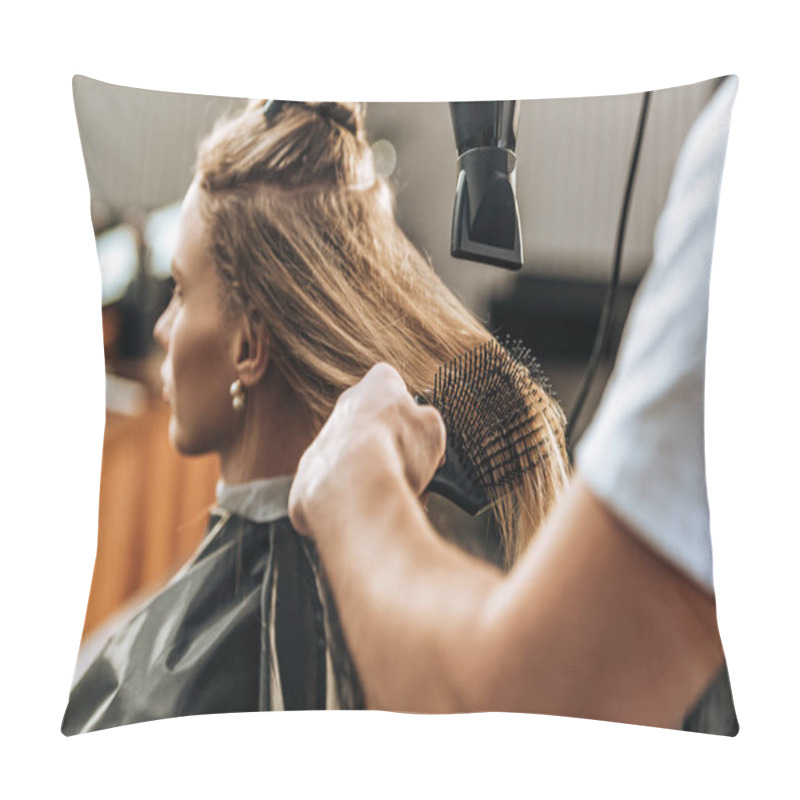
[230, 379, 246, 412]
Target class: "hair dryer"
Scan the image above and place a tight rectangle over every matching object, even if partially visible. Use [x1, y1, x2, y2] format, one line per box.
[449, 101, 523, 270]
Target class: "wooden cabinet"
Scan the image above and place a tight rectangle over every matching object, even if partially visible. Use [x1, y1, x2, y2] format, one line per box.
[81, 400, 219, 639]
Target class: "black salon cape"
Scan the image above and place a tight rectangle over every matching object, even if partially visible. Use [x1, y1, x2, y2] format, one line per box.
[62, 510, 364, 735]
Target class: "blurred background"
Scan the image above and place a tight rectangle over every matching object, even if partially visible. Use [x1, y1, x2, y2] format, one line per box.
[72, 75, 720, 654]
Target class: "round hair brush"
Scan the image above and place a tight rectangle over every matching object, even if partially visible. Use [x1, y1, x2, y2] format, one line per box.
[423, 338, 562, 516]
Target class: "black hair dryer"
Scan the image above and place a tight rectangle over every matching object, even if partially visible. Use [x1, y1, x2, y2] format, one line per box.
[449, 101, 523, 270]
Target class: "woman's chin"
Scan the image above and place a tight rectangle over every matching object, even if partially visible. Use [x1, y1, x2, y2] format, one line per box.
[168, 420, 213, 458]
[168, 419, 191, 455]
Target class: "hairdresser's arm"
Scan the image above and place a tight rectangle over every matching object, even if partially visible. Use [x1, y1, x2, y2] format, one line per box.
[290, 365, 725, 725]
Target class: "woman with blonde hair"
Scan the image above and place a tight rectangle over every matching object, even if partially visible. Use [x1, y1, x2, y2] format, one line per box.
[62, 99, 569, 734]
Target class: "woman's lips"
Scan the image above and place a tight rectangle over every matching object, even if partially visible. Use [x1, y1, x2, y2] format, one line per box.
[160, 368, 171, 404]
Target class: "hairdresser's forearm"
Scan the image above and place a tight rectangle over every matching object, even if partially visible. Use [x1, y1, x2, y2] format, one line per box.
[310, 464, 503, 712]
[309, 468, 725, 723]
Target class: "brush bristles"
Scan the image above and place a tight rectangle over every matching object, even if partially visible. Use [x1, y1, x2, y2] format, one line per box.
[431, 338, 563, 503]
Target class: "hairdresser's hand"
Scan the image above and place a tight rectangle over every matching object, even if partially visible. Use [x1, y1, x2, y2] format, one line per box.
[289, 363, 446, 539]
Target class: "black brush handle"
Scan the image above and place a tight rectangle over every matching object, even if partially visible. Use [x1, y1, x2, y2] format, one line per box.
[426, 441, 489, 517]
[415, 394, 489, 516]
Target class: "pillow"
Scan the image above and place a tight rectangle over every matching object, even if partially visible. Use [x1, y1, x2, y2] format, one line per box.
[63, 75, 737, 735]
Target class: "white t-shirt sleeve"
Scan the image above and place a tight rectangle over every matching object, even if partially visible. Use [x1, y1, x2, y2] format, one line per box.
[575, 77, 738, 593]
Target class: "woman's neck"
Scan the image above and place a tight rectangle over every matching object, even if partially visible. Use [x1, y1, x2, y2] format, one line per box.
[219, 445, 301, 486]
[218, 381, 314, 486]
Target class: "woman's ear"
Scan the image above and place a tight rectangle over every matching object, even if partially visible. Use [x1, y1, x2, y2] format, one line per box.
[233, 315, 270, 388]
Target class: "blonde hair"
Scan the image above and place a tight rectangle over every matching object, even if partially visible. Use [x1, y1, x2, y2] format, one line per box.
[194, 99, 569, 565]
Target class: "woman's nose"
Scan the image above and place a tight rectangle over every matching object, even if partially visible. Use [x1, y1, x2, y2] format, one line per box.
[154, 301, 174, 349]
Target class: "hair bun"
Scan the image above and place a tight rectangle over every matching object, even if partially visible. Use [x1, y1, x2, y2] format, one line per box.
[313, 102, 364, 138]
[257, 99, 365, 139]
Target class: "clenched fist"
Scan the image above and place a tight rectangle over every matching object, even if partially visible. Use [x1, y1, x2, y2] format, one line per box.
[289, 363, 446, 539]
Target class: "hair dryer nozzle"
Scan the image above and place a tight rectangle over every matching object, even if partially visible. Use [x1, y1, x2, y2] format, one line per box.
[450, 148, 523, 270]
[449, 102, 523, 271]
